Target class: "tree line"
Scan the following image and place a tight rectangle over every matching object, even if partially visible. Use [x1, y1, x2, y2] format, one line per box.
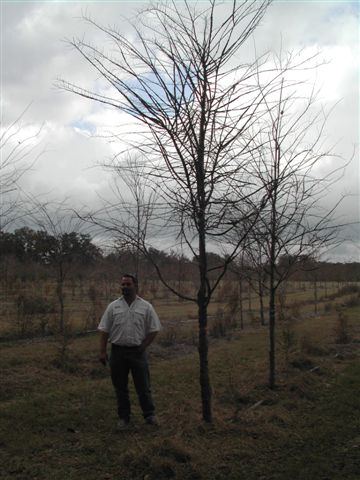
[1, 227, 358, 284]
[0, 228, 101, 265]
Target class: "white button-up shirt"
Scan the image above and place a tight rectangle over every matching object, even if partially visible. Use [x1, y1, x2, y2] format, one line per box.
[98, 296, 161, 347]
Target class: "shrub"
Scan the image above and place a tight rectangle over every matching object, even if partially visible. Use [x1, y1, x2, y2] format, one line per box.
[15, 295, 56, 337]
[210, 317, 227, 338]
[338, 285, 360, 295]
[279, 319, 297, 364]
[159, 325, 178, 347]
[343, 294, 360, 308]
[327, 284, 360, 300]
[87, 285, 98, 303]
[300, 334, 328, 356]
[16, 295, 55, 316]
[209, 308, 237, 338]
[209, 308, 227, 338]
[334, 310, 351, 344]
[85, 285, 103, 330]
[324, 302, 333, 312]
[289, 301, 301, 319]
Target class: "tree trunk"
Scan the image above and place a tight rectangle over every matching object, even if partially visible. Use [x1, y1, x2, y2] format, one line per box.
[313, 277, 318, 314]
[196, 75, 212, 423]
[259, 278, 265, 326]
[198, 299, 211, 422]
[269, 285, 276, 389]
[197, 211, 212, 422]
[268, 140, 279, 390]
[248, 280, 252, 314]
[239, 277, 244, 330]
[57, 262, 65, 334]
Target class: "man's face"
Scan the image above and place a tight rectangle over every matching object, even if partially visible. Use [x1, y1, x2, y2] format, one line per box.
[121, 276, 136, 297]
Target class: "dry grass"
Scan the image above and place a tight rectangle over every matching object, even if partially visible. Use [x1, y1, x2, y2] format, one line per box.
[0, 279, 354, 338]
[0, 302, 359, 479]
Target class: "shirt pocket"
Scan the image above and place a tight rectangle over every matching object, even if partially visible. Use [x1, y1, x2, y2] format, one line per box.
[113, 309, 127, 326]
[133, 311, 146, 336]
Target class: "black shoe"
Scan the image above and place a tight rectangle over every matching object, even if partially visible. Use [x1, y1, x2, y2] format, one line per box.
[145, 415, 158, 426]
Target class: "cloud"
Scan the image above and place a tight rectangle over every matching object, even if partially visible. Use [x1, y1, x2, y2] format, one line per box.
[1, 1, 358, 259]
[19, 122, 113, 206]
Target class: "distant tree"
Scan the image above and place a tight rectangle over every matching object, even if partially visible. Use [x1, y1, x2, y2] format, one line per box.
[98, 154, 158, 278]
[1, 227, 101, 266]
[24, 200, 88, 334]
[0, 230, 19, 259]
[229, 253, 248, 329]
[0, 106, 44, 230]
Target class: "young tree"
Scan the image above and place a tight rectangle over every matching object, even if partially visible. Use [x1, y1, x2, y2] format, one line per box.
[96, 154, 158, 279]
[240, 64, 347, 388]
[58, 0, 272, 422]
[26, 199, 89, 334]
[245, 237, 268, 326]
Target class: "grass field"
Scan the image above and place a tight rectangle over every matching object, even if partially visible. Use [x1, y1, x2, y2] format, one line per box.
[0, 296, 359, 479]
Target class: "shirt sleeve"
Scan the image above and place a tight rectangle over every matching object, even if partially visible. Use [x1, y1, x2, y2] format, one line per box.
[98, 303, 113, 333]
[146, 304, 162, 334]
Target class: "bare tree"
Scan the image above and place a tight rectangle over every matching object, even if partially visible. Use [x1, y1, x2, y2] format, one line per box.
[58, 0, 274, 422]
[245, 236, 268, 326]
[0, 106, 44, 230]
[229, 251, 249, 330]
[98, 154, 158, 278]
[239, 64, 347, 388]
[25, 198, 86, 335]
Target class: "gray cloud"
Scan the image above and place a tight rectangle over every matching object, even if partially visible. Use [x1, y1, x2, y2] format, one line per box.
[2, 1, 358, 260]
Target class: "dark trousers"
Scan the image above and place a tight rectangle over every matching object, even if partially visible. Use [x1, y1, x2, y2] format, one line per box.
[110, 344, 155, 421]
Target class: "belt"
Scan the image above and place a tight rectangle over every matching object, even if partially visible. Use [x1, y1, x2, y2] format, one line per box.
[111, 343, 140, 350]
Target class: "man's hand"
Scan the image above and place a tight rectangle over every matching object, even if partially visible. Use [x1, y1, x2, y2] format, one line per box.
[99, 352, 108, 366]
[99, 331, 109, 366]
[139, 332, 158, 353]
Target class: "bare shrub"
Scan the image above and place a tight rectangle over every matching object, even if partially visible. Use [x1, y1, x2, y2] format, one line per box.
[16, 294, 55, 337]
[209, 308, 237, 338]
[327, 285, 360, 301]
[149, 281, 159, 304]
[85, 285, 103, 330]
[339, 285, 360, 295]
[300, 334, 328, 356]
[17, 294, 55, 316]
[52, 314, 75, 371]
[88, 285, 98, 303]
[247, 310, 257, 327]
[224, 368, 258, 420]
[158, 325, 178, 347]
[226, 293, 239, 328]
[324, 302, 333, 313]
[279, 319, 297, 365]
[334, 310, 351, 344]
[343, 294, 360, 308]
[289, 302, 301, 318]
[215, 281, 233, 303]
[290, 355, 315, 371]
[210, 319, 227, 338]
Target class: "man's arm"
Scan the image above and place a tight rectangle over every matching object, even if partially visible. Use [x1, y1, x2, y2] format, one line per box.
[99, 330, 110, 365]
[139, 331, 158, 353]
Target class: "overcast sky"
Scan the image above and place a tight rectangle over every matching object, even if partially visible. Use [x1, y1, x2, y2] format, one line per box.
[1, 0, 359, 261]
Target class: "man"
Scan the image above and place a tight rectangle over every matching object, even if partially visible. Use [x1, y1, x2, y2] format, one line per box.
[98, 274, 161, 429]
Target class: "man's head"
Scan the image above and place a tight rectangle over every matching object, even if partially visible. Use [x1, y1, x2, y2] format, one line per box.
[121, 274, 138, 299]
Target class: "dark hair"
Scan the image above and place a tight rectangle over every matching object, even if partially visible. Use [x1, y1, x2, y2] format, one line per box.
[122, 273, 138, 286]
